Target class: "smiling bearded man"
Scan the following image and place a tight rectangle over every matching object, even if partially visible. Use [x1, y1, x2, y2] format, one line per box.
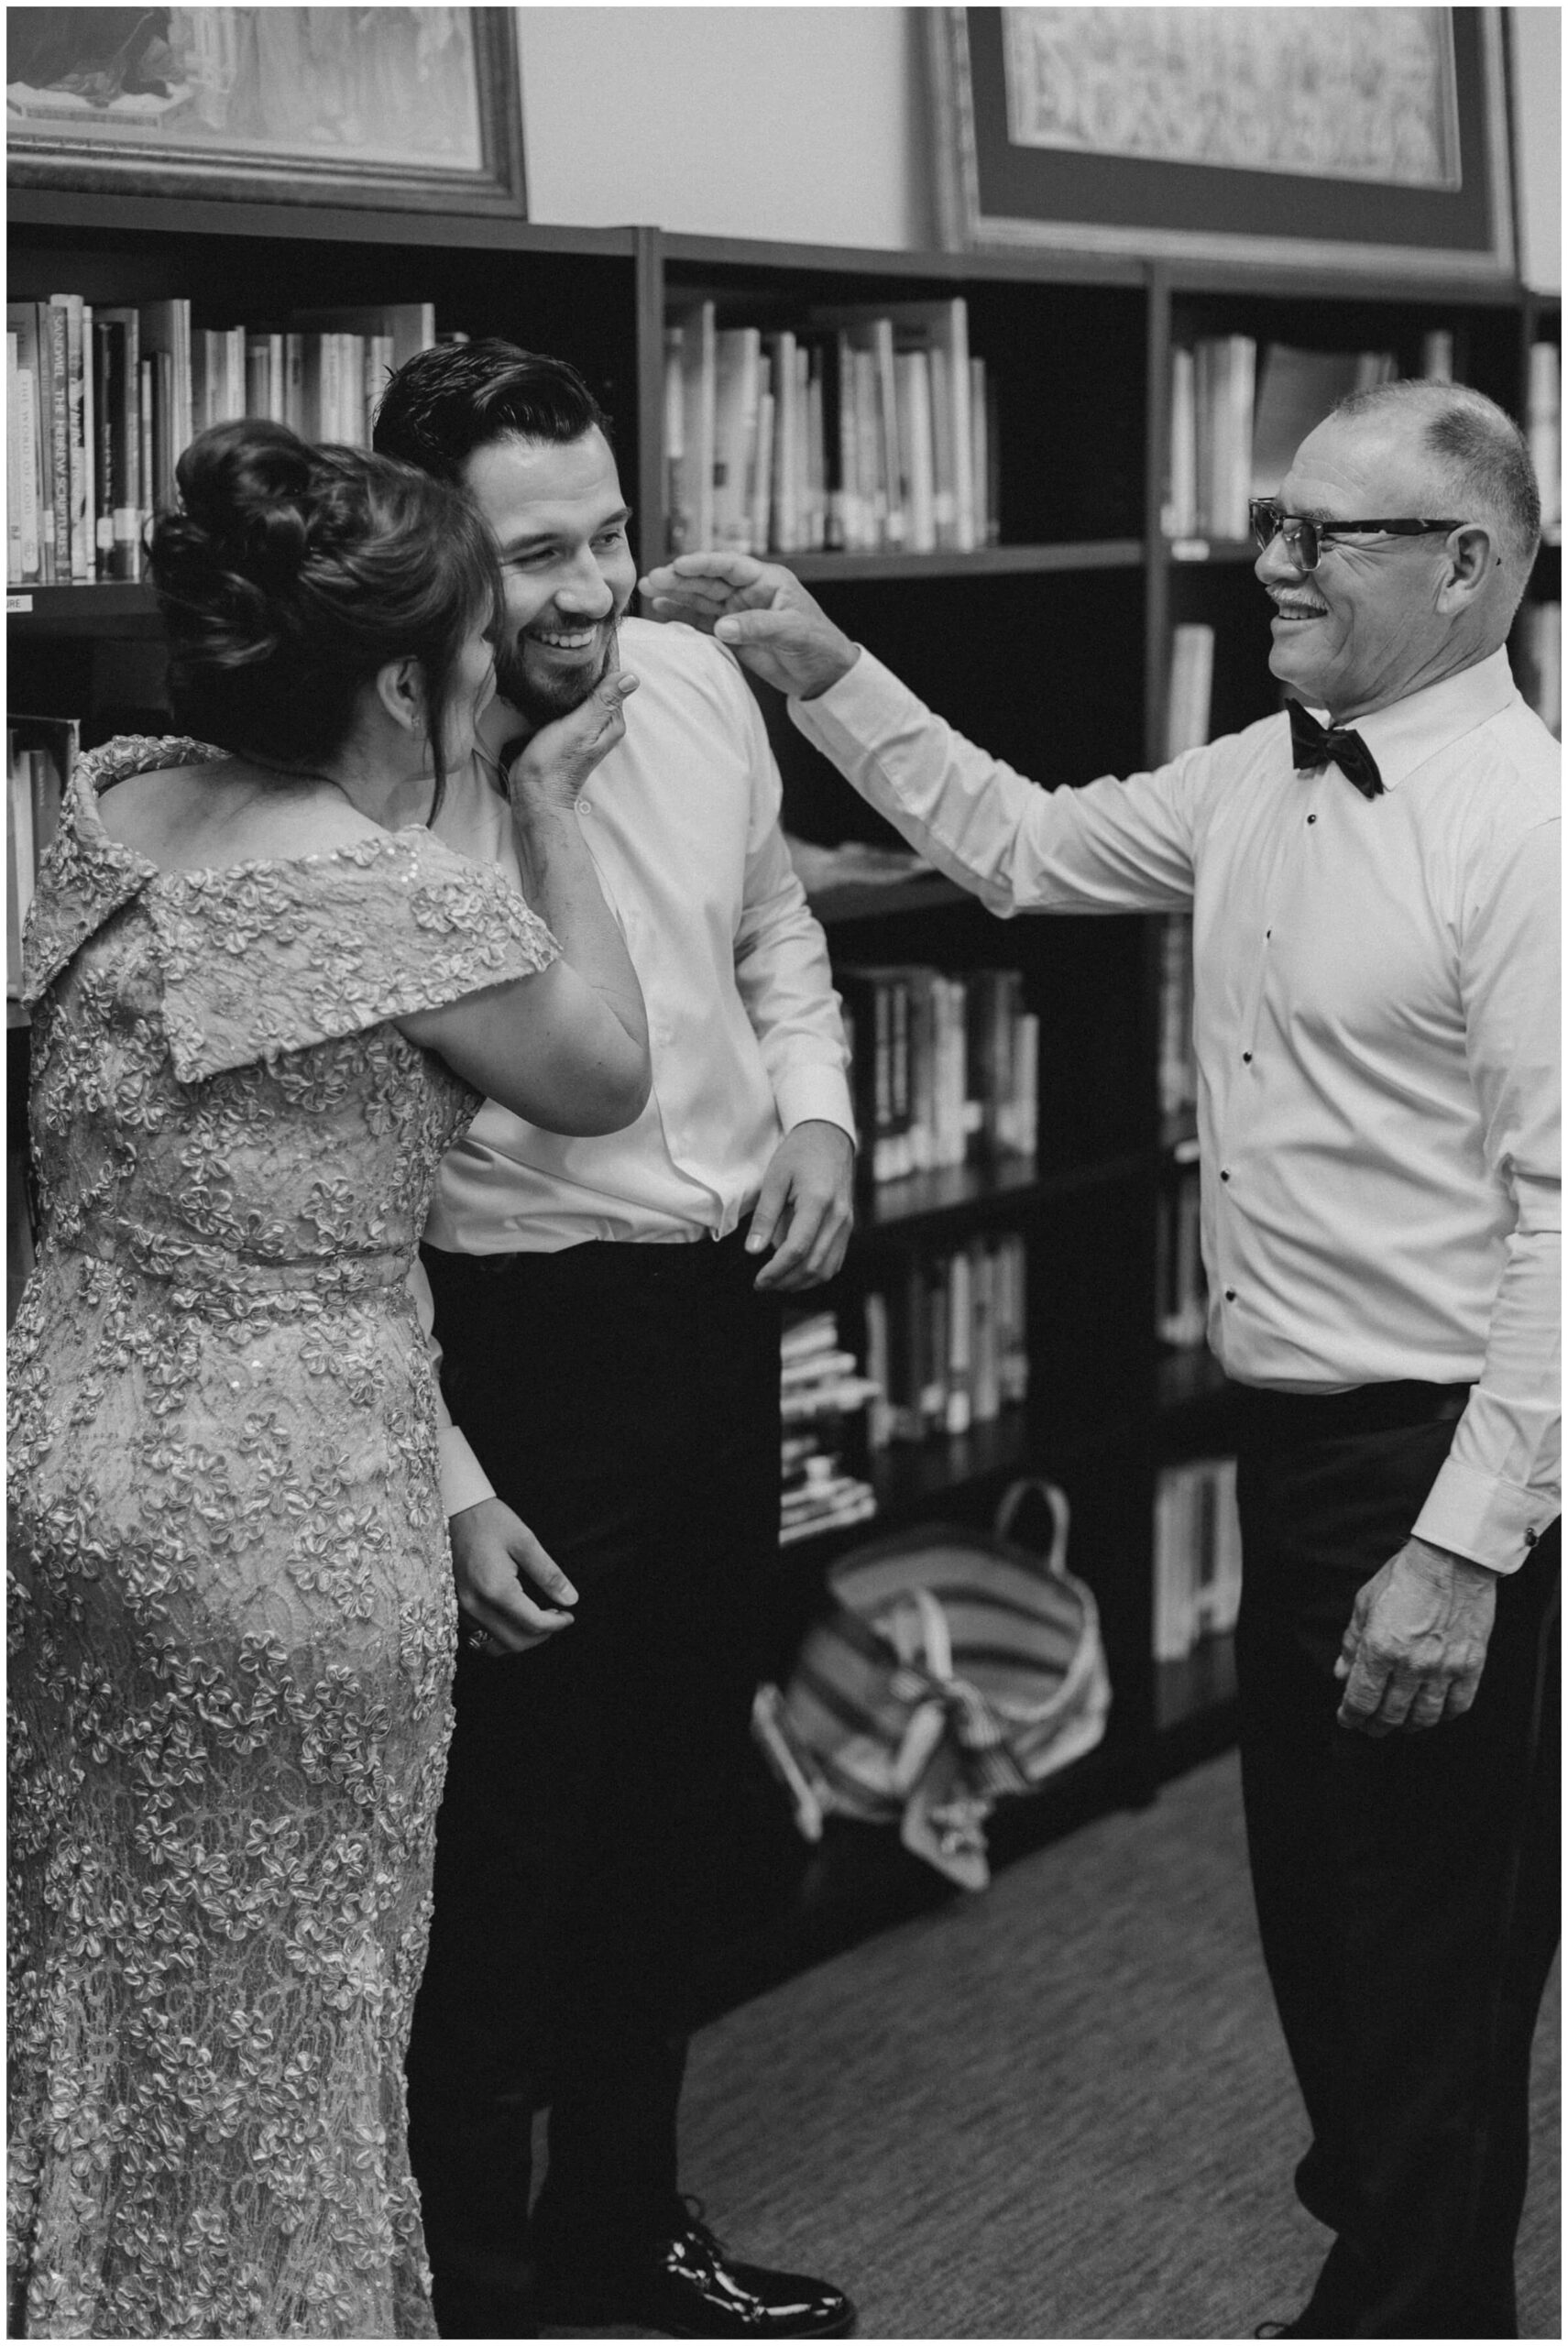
[372, 343, 858, 2344]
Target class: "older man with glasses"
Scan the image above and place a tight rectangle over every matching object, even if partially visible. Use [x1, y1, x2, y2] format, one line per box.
[642, 377, 1560, 2341]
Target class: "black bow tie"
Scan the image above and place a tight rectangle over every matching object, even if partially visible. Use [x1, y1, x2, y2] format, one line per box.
[1288, 701, 1384, 799]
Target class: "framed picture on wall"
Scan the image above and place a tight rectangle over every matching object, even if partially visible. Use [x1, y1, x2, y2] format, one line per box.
[928, 6, 1515, 280]
[5, 5, 527, 214]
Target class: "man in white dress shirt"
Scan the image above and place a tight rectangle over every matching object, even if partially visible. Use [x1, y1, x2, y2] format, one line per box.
[642, 379, 1560, 2341]
[375, 345, 857, 2341]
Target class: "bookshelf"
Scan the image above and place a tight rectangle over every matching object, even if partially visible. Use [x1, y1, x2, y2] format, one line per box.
[8, 190, 1556, 2009]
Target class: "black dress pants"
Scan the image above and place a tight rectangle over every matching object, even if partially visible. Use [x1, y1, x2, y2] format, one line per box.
[406, 1229, 782, 2277]
[1234, 1384, 1560, 2340]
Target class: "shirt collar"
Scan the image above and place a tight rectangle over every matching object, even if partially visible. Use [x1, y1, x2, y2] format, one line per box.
[1305, 647, 1517, 792]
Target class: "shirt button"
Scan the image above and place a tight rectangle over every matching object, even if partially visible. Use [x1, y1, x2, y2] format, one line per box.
[1220, 1169, 1230, 1182]
[1525, 1528, 1539, 1546]
[1265, 928, 1272, 940]
[1242, 1051, 1253, 1064]
[1307, 814, 1317, 826]
[1223, 1288, 1236, 1302]
[575, 797, 591, 813]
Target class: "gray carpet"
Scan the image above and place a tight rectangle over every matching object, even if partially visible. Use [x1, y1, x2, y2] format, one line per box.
[560, 1751, 1559, 2341]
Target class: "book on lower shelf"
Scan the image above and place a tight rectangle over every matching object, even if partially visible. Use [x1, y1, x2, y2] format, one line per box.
[861, 1233, 1027, 1451]
[1153, 1455, 1242, 1666]
[779, 1308, 880, 1545]
[7, 714, 78, 996]
[1157, 1166, 1206, 1351]
[837, 963, 1038, 1189]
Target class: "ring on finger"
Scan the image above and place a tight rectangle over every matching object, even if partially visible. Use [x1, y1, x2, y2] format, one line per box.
[462, 1620, 499, 1658]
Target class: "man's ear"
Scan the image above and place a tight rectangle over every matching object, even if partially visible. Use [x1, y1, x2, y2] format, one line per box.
[375, 655, 426, 735]
[1437, 521, 1500, 611]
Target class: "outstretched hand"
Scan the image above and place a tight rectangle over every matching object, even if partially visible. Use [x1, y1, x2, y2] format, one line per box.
[1334, 1533, 1497, 1736]
[505, 650, 639, 812]
[639, 552, 859, 700]
[449, 1496, 578, 1656]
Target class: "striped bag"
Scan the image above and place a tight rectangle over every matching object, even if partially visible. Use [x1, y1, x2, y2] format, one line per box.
[752, 1479, 1111, 1891]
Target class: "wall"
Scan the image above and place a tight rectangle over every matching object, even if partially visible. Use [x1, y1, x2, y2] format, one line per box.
[517, 6, 1559, 290]
[516, 6, 930, 248]
[1510, 7, 1562, 291]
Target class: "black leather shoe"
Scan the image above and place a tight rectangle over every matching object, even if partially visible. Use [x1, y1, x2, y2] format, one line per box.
[534, 2211, 856, 2339]
[426, 2242, 535, 2340]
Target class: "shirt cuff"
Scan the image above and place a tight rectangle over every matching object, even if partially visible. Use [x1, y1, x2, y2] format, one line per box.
[439, 1423, 496, 1519]
[774, 1062, 857, 1145]
[789, 644, 892, 740]
[1412, 1453, 1555, 1573]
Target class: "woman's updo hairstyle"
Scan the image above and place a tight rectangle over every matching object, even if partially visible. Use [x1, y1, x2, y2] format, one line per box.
[151, 420, 502, 788]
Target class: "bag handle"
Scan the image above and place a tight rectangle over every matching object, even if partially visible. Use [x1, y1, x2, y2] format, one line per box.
[992, 1476, 1071, 1581]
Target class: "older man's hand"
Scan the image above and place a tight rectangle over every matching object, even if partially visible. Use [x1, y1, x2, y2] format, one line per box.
[639, 551, 859, 701]
[1335, 1534, 1498, 1735]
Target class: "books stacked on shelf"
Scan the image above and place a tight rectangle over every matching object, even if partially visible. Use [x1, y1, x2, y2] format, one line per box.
[862, 1233, 1027, 1450]
[7, 297, 436, 586]
[1157, 915, 1198, 1129]
[1518, 600, 1562, 739]
[1157, 1167, 1206, 1351]
[779, 1309, 880, 1545]
[1528, 342, 1561, 532]
[1166, 339, 1408, 543]
[665, 296, 997, 559]
[7, 715, 77, 996]
[838, 965, 1038, 1189]
[1153, 1455, 1242, 1663]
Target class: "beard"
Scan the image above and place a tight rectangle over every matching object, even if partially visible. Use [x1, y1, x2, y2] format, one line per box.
[493, 619, 619, 734]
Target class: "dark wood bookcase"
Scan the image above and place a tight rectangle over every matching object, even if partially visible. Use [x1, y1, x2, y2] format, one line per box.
[8, 189, 1557, 2010]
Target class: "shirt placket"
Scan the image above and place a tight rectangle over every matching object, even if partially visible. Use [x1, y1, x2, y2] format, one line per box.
[1212, 777, 1315, 1332]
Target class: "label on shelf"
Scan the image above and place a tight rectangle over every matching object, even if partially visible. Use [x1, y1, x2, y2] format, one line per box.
[7, 597, 34, 612]
[1168, 539, 1211, 564]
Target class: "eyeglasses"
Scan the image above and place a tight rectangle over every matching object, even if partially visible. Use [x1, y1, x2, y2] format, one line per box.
[1248, 499, 1465, 572]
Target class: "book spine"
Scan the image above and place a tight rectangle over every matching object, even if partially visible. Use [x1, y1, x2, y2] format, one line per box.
[45, 302, 71, 584]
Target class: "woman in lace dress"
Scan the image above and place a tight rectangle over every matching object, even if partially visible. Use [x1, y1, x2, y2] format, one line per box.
[6, 422, 650, 2339]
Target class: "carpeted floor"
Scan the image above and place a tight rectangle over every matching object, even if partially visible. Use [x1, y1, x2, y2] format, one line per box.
[556, 1750, 1559, 2341]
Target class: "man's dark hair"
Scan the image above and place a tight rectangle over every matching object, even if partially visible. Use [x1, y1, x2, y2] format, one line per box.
[372, 338, 610, 484]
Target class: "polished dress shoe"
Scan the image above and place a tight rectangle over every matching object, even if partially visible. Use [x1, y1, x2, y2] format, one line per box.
[533, 2209, 856, 2339]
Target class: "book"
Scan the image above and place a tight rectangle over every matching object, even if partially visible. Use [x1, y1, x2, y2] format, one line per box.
[670, 300, 717, 554]
[1528, 343, 1561, 531]
[712, 326, 762, 552]
[137, 300, 192, 512]
[7, 714, 80, 995]
[48, 293, 91, 583]
[1165, 622, 1215, 761]
[1249, 343, 1392, 505]
[95, 309, 142, 579]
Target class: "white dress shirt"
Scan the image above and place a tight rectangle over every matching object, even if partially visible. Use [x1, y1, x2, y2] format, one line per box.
[424, 613, 852, 1511]
[792, 643, 1560, 1573]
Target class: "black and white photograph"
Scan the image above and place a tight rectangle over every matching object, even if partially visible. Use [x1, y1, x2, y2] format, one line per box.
[5, 5, 1560, 2341]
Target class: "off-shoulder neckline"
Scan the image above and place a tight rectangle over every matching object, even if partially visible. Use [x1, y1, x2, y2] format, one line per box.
[78, 740, 440, 889]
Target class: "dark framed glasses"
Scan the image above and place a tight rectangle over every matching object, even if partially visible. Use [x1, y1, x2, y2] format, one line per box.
[1248, 499, 1465, 572]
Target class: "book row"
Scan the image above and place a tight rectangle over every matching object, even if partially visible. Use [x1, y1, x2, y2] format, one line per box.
[665, 296, 998, 560]
[779, 1308, 880, 1547]
[1167, 332, 1475, 545]
[838, 964, 1038, 1189]
[7, 295, 436, 586]
[863, 1233, 1029, 1451]
[1154, 1455, 1242, 1664]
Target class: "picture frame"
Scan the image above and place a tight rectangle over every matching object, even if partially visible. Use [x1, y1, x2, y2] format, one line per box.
[5, 6, 527, 216]
[928, 6, 1515, 280]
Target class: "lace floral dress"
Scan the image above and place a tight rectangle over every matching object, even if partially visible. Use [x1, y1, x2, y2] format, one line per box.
[7, 738, 557, 2339]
